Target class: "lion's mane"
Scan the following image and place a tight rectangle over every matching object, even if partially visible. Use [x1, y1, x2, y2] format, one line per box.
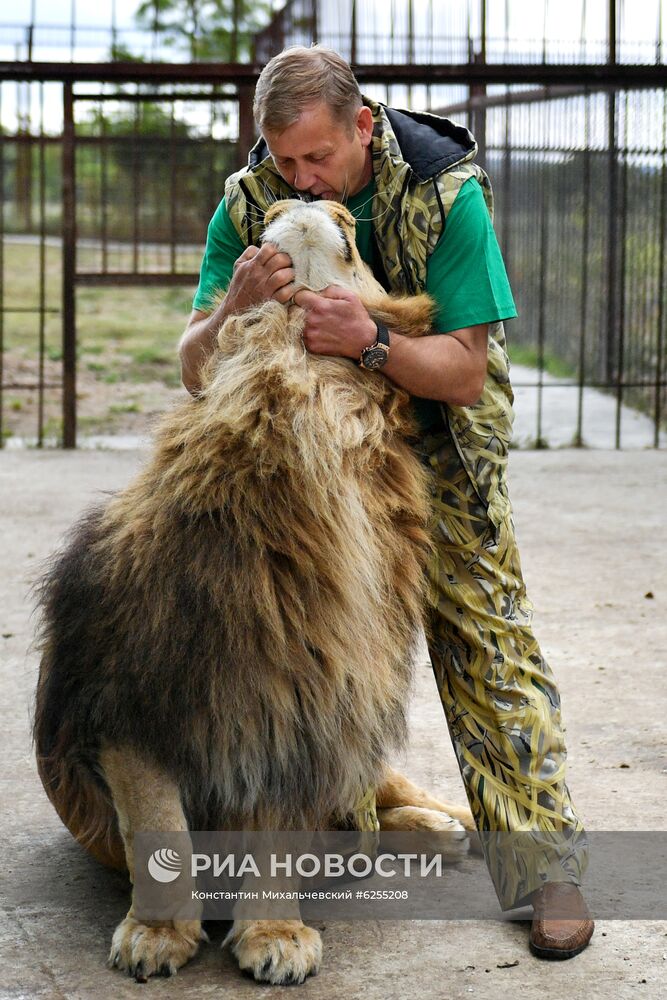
[34, 202, 435, 864]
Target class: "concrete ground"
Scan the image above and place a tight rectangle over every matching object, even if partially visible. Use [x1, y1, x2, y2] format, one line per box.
[1, 448, 666, 999]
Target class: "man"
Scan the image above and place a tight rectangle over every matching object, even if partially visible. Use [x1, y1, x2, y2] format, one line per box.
[180, 45, 593, 960]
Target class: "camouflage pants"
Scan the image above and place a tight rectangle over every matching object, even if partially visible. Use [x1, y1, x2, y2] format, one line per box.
[419, 427, 589, 910]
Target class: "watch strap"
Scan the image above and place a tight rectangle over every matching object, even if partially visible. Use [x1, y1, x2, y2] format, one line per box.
[372, 321, 390, 349]
[358, 321, 390, 369]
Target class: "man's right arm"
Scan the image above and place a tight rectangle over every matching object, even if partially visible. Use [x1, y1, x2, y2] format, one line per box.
[179, 303, 231, 397]
[179, 243, 296, 396]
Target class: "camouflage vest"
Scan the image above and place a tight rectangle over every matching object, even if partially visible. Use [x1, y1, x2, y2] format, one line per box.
[224, 100, 514, 529]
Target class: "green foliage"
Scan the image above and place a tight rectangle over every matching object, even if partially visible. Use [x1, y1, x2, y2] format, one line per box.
[74, 101, 236, 242]
[135, 0, 273, 60]
[78, 102, 194, 175]
[110, 42, 147, 62]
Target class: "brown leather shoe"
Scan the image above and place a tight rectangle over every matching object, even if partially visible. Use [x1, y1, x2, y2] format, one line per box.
[529, 883, 594, 960]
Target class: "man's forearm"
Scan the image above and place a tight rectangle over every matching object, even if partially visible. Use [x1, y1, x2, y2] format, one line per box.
[379, 327, 487, 407]
[180, 242, 298, 395]
[179, 300, 231, 395]
[293, 285, 488, 407]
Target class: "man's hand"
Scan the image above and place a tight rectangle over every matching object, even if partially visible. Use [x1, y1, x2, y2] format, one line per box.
[293, 285, 377, 360]
[226, 242, 296, 311]
[179, 243, 295, 395]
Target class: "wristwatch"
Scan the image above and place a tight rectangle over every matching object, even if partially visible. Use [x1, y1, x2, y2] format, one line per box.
[358, 321, 390, 371]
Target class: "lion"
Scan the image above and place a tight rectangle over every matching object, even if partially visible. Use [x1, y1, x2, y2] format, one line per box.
[33, 198, 478, 986]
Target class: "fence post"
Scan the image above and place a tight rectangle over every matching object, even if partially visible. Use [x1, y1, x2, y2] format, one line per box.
[604, 89, 618, 389]
[311, 0, 319, 44]
[62, 81, 76, 448]
[471, 0, 487, 166]
[351, 0, 357, 64]
[608, 0, 617, 64]
[238, 85, 255, 169]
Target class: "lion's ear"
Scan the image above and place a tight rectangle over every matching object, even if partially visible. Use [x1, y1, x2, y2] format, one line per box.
[326, 204, 357, 247]
[327, 202, 356, 231]
[363, 293, 435, 339]
[265, 198, 301, 226]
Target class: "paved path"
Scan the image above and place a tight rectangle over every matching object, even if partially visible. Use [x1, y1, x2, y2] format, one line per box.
[510, 364, 665, 449]
[1, 450, 666, 999]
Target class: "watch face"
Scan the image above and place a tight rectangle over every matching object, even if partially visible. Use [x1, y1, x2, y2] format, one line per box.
[362, 346, 389, 370]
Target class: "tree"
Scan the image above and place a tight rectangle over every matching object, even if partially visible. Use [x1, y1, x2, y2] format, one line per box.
[135, 0, 273, 61]
[75, 104, 237, 241]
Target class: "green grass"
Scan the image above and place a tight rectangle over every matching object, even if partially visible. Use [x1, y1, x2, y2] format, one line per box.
[1, 242, 197, 386]
[131, 346, 173, 365]
[109, 401, 142, 414]
[1, 241, 198, 437]
[508, 344, 576, 380]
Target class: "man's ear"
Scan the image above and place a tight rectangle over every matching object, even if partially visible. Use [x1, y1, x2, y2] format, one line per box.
[356, 105, 374, 147]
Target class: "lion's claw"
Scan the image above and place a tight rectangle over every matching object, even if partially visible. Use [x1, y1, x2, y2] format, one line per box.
[108, 915, 203, 980]
[224, 919, 322, 985]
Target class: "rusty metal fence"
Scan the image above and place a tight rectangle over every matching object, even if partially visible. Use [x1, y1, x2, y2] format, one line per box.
[0, 64, 257, 447]
[0, 60, 665, 448]
[470, 85, 667, 448]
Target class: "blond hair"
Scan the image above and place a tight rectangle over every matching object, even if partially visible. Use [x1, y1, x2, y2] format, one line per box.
[253, 45, 363, 135]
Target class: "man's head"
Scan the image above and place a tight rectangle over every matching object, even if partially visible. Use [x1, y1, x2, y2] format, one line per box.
[253, 45, 374, 201]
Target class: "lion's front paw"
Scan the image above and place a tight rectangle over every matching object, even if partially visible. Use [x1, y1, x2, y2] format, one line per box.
[109, 915, 205, 980]
[224, 919, 322, 985]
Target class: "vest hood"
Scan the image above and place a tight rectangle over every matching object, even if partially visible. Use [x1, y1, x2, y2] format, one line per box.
[382, 105, 476, 181]
[248, 135, 273, 170]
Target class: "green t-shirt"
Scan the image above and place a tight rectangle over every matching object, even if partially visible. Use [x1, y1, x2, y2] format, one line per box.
[193, 176, 517, 430]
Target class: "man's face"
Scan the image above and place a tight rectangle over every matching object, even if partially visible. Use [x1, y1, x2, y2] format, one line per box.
[263, 102, 373, 201]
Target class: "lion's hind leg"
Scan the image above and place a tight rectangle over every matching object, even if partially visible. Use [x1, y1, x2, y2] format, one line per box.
[100, 746, 206, 981]
[35, 741, 127, 871]
[377, 766, 477, 827]
[377, 766, 483, 857]
[377, 805, 469, 861]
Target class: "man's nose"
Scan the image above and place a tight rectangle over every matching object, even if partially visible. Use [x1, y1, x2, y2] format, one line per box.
[294, 166, 316, 191]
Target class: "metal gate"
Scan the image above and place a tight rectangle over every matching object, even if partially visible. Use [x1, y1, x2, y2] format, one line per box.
[0, 58, 665, 448]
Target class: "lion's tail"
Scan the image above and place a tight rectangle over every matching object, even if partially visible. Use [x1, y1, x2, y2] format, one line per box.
[33, 667, 127, 872]
[362, 292, 435, 338]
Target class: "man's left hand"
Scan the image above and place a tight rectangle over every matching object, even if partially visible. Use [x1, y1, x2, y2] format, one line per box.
[293, 286, 377, 360]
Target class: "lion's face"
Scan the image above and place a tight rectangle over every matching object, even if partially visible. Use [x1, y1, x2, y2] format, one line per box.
[262, 199, 367, 294]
